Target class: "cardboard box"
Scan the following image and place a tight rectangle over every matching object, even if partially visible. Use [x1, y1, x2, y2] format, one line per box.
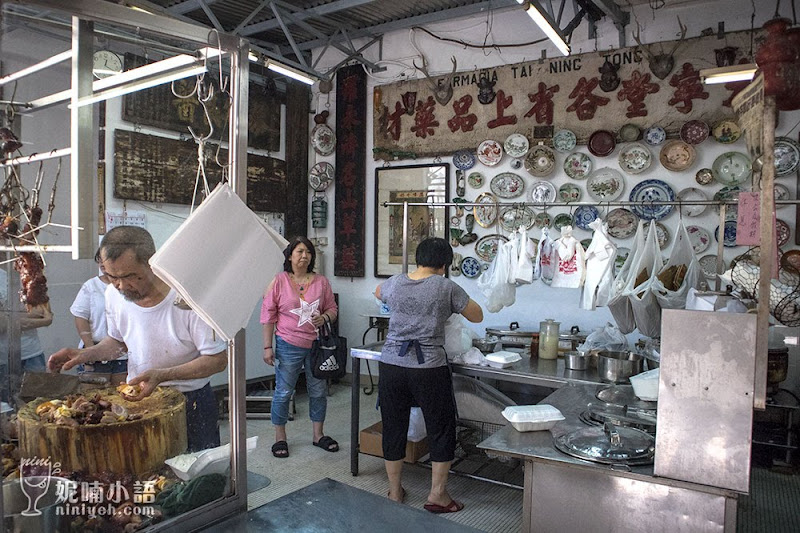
[359, 421, 429, 464]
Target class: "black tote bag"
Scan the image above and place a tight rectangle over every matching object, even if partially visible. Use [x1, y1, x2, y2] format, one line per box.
[310, 317, 347, 380]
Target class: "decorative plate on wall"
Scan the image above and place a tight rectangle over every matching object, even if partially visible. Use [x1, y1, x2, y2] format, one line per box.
[618, 143, 652, 174]
[695, 168, 714, 185]
[676, 187, 707, 217]
[588, 130, 616, 157]
[524, 144, 557, 177]
[659, 140, 696, 171]
[475, 234, 509, 262]
[679, 120, 710, 145]
[614, 247, 631, 276]
[533, 211, 552, 229]
[308, 161, 335, 191]
[460, 256, 482, 278]
[474, 192, 498, 227]
[775, 183, 791, 209]
[629, 179, 675, 220]
[564, 152, 593, 180]
[699, 254, 721, 278]
[587, 167, 624, 201]
[453, 149, 477, 170]
[711, 120, 742, 144]
[573, 205, 600, 230]
[686, 225, 711, 254]
[467, 171, 484, 188]
[504, 133, 530, 158]
[477, 140, 503, 166]
[499, 205, 536, 231]
[712, 151, 752, 186]
[776, 219, 791, 247]
[715, 220, 738, 247]
[655, 222, 670, 250]
[554, 213, 573, 231]
[559, 183, 582, 203]
[774, 136, 800, 177]
[713, 185, 741, 214]
[644, 126, 666, 146]
[529, 180, 557, 205]
[619, 123, 642, 143]
[553, 129, 577, 153]
[311, 123, 336, 156]
[490, 172, 525, 199]
[606, 208, 638, 239]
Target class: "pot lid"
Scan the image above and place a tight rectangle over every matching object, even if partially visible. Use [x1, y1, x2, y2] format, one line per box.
[585, 402, 657, 433]
[596, 385, 657, 410]
[554, 423, 655, 465]
[486, 323, 536, 336]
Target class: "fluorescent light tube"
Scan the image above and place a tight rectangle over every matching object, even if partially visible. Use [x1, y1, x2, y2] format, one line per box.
[700, 64, 757, 85]
[75, 64, 206, 107]
[525, 1, 570, 56]
[267, 61, 315, 85]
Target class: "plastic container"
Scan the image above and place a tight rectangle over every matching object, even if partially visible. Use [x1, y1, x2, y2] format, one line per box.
[539, 319, 560, 360]
[502, 404, 565, 432]
[484, 351, 522, 369]
[629, 368, 660, 401]
[166, 436, 258, 481]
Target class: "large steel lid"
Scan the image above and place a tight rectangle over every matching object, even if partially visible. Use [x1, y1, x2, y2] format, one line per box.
[486, 322, 535, 337]
[554, 423, 655, 465]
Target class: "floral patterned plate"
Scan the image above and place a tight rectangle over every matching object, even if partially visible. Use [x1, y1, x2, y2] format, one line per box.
[475, 234, 509, 262]
[676, 187, 707, 217]
[715, 220, 738, 247]
[777, 219, 791, 247]
[774, 136, 800, 177]
[311, 123, 336, 156]
[564, 152, 593, 180]
[679, 120, 710, 145]
[534, 211, 552, 229]
[606, 208, 638, 239]
[453, 149, 477, 170]
[525, 144, 557, 177]
[712, 120, 741, 144]
[559, 183, 582, 203]
[474, 192, 498, 227]
[587, 167, 624, 202]
[553, 129, 577, 153]
[504, 133, 530, 158]
[655, 222, 670, 250]
[699, 254, 722, 278]
[629, 179, 675, 220]
[554, 213, 573, 231]
[775, 183, 791, 209]
[686, 225, 711, 254]
[713, 185, 741, 214]
[529, 180, 557, 205]
[467, 171, 484, 188]
[574, 205, 600, 230]
[644, 126, 667, 146]
[659, 140, 696, 171]
[477, 140, 503, 166]
[712, 151, 752, 186]
[490, 172, 525, 199]
[618, 142, 652, 174]
[499, 205, 536, 231]
[695, 168, 714, 185]
[460, 256, 482, 278]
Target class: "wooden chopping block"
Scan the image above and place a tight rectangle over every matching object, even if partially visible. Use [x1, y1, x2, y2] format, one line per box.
[17, 387, 187, 476]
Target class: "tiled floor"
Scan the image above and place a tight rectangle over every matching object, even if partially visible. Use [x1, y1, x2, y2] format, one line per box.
[222, 380, 798, 533]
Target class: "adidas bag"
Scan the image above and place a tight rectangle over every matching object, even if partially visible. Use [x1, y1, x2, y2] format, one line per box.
[310, 317, 347, 380]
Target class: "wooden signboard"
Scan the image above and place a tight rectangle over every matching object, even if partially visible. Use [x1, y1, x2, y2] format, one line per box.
[121, 53, 282, 153]
[113, 129, 286, 213]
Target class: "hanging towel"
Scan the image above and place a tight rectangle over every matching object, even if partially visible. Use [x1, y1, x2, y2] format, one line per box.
[551, 225, 586, 288]
[149, 183, 288, 341]
[581, 218, 617, 310]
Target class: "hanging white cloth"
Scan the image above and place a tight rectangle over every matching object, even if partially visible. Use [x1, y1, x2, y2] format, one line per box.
[581, 218, 617, 310]
[149, 182, 288, 341]
[535, 227, 557, 285]
[551, 225, 586, 288]
[513, 226, 536, 285]
[504, 233, 520, 284]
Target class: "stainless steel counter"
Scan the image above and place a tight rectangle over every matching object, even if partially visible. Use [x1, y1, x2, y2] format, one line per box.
[478, 384, 739, 533]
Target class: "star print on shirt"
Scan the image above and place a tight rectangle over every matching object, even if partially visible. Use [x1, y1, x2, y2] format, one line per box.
[290, 298, 320, 328]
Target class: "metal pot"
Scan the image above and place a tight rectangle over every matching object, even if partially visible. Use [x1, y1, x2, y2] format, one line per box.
[597, 350, 643, 383]
[564, 351, 589, 371]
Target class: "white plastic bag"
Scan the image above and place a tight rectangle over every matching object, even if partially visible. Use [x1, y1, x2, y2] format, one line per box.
[653, 220, 703, 310]
[607, 221, 645, 333]
[407, 407, 427, 442]
[551, 226, 586, 289]
[535, 227, 556, 285]
[444, 314, 473, 357]
[583, 219, 617, 310]
[513, 228, 536, 285]
[627, 221, 664, 338]
[578, 323, 628, 352]
[477, 243, 516, 313]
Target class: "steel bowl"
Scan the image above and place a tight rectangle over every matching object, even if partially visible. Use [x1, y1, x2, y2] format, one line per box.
[597, 350, 643, 383]
[644, 356, 660, 371]
[472, 337, 499, 352]
[564, 351, 589, 371]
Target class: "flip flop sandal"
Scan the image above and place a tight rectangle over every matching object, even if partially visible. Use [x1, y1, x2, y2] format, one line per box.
[313, 435, 339, 452]
[424, 500, 464, 514]
[387, 487, 406, 503]
[271, 440, 289, 458]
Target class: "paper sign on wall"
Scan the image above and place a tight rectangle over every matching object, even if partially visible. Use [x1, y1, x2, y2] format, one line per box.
[736, 191, 778, 278]
[106, 210, 146, 230]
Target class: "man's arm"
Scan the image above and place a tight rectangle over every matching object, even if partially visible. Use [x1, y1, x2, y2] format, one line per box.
[128, 350, 228, 400]
[48, 336, 128, 373]
[73, 316, 95, 347]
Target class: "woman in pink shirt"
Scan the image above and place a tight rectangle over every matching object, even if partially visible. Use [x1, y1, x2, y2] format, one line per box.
[261, 237, 338, 458]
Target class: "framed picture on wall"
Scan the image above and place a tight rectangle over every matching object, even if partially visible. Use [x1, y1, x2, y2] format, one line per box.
[374, 163, 450, 278]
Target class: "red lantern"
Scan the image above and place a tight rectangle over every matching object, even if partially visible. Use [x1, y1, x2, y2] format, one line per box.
[755, 17, 800, 111]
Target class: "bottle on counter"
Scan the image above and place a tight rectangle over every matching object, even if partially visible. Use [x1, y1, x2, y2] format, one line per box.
[539, 319, 560, 360]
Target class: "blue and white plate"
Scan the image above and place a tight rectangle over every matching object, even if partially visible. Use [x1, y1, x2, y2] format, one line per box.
[460, 256, 482, 278]
[453, 149, 476, 171]
[629, 179, 675, 221]
[715, 220, 737, 247]
[573, 205, 600, 230]
[644, 126, 666, 146]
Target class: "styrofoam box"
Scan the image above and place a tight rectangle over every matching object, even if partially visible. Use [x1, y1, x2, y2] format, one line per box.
[166, 436, 258, 481]
[502, 404, 565, 432]
[484, 351, 522, 369]
[629, 368, 660, 401]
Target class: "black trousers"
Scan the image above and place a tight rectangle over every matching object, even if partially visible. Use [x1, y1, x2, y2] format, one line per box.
[184, 384, 220, 452]
[378, 362, 456, 462]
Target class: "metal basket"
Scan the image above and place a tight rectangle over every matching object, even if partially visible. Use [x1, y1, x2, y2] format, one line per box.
[730, 246, 800, 326]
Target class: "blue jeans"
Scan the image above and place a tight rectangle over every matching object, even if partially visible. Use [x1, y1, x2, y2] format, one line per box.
[22, 354, 46, 372]
[272, 335, 327, 427]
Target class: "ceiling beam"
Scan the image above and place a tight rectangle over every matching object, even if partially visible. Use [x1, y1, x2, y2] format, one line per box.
[591, 0, 630, 28]
[167, 0, 223, 16]
[239, 0, 378, 37]
[288, 0, 523, 53]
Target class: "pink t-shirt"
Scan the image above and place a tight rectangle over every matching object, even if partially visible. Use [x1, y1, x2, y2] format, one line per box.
[260, 271, 337, 349]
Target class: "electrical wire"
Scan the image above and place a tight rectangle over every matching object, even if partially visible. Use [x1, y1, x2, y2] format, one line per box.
[411, 26, 547, 49]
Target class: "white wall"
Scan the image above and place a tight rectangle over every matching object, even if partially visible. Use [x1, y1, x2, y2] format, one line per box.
[307, 0, 800, 397]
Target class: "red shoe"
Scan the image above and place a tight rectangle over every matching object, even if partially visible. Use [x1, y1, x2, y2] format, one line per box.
[423, 500, 464, 513]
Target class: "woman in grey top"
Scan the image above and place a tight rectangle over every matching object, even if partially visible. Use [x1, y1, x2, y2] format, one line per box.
[375, 237, 483, 513]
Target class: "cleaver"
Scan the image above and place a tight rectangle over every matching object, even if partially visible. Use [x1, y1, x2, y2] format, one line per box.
[19, 372, 80, 402]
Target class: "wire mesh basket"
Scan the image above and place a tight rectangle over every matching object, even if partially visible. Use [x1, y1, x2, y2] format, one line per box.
[730, 246, 800, 326]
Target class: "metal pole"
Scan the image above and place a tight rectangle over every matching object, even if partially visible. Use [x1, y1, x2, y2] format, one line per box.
[402, 202, 409, 274]
[70, 17, 94, 259]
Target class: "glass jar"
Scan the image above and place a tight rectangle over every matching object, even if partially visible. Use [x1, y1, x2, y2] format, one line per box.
[539, 319, 560, 360]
